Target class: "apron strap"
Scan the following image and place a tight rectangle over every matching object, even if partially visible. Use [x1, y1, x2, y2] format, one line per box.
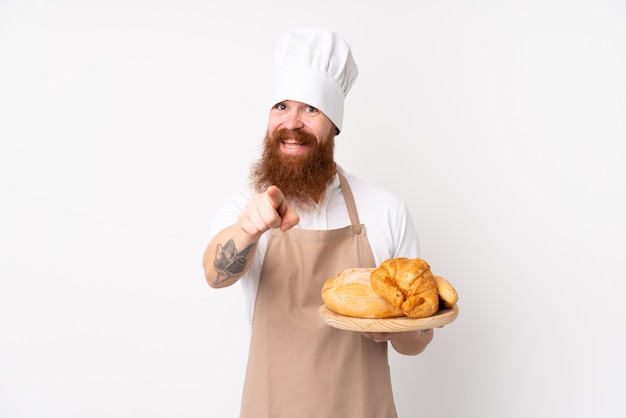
[337, 171, 363, 234]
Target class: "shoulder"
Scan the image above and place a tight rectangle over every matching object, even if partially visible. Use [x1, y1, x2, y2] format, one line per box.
[338, 167, 420, 261]
[340, 169, 407, 209]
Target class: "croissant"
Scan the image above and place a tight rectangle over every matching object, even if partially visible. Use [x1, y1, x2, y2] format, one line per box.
[370, 258, 439, 319]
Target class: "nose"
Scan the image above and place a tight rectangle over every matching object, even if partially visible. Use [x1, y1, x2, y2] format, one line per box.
[281, 109, 305, 130]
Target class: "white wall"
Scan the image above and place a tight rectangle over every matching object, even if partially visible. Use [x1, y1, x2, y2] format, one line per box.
[1, 1, 624, 417]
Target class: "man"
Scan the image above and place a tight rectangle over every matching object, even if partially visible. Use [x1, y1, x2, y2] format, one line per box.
[203, 26, 433, 418]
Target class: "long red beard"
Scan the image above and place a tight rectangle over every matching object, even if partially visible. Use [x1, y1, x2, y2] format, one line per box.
[249, 128, 336, 212]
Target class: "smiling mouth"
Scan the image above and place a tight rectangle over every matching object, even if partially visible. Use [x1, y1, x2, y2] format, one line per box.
[274, 129, 315, 152]
[282, 141, 304, 150]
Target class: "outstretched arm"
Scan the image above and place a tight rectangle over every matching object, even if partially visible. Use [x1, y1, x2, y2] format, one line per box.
[203, 186, 299, 288]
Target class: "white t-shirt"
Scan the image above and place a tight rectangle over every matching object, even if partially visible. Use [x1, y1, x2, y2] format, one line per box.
[208, 166, 421, 328]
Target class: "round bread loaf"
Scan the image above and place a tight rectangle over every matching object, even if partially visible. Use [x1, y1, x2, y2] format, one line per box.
[321, 268, 405, 318]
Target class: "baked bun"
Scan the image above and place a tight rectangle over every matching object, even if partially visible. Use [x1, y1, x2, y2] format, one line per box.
[321, 268, 405, 318]
[370, 258, 439, 319]
[434, 275, 459, 308]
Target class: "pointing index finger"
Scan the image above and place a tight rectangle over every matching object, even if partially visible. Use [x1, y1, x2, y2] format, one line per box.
[265, 186, 299, 231]
[266, 186, 288, 215]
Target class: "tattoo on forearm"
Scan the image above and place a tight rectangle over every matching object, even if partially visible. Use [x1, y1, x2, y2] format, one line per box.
[213, 239, 255, 284]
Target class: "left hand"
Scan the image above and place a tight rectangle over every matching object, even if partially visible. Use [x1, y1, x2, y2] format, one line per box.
[361, 331, 420, 343]
[362, 329, 433, 355]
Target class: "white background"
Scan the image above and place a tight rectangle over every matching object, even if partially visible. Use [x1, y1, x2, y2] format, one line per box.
[1, 1, 625, 417]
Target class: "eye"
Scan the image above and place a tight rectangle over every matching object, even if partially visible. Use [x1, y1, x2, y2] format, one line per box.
[305, 105, 317, 113]
[275, 102, 287, 111]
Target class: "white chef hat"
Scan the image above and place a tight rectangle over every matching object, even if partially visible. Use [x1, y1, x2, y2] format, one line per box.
[271, 26, 358, 133]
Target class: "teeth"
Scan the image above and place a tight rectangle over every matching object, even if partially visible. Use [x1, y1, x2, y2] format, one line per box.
[283, 141, 302, 149]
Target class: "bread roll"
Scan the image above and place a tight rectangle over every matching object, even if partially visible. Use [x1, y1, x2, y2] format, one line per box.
[434, 275, 459, 308]
[321, 268, 405, 318]
[370, 258, 439, 319]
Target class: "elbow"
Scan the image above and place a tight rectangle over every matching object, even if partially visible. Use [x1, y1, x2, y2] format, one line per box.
[204, 269, 224, 289]
[204, 269, 236, 289]
[206, 276, 220, 289]
[203, 261, 221, 288]
[206, 277, 237, 289]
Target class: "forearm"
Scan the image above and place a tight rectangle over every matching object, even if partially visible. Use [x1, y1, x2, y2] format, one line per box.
[203, 223, 261, 288]
[390, 329, 434, 356]
[204, 186, 299, 288]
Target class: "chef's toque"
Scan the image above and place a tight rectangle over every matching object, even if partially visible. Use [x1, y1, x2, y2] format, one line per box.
[271, 26, 358, 133]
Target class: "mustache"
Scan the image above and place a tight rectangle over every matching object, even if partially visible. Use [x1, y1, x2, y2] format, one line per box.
[271, 129, 317, 146]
